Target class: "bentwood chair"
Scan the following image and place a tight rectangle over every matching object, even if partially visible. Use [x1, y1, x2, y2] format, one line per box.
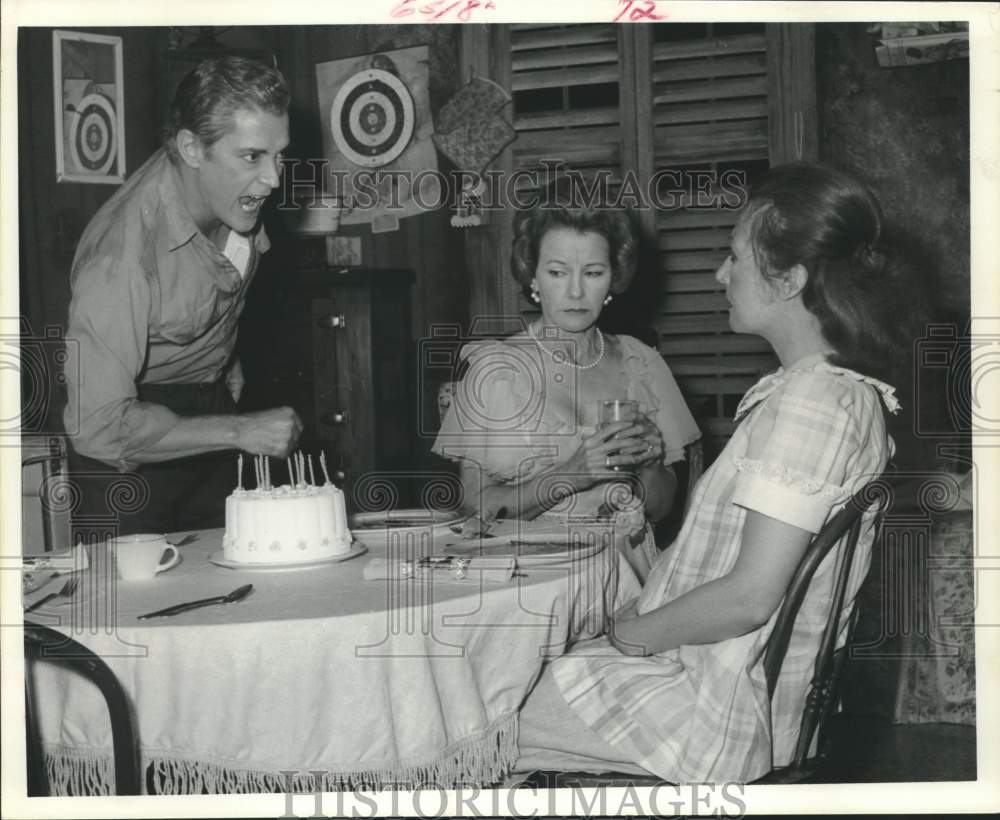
[519, 474, 889, 788]
[23, 621, 142, 795]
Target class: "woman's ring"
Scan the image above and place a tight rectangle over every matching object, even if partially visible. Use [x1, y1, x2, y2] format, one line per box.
[646, 442, 654, 453]
[605, 455, 611, 468]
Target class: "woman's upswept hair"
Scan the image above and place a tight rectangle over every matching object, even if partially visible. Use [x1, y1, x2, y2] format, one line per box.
[510, 177, 638, 298]
[163, 56, 289, 161]
[746, 162, 926, 381]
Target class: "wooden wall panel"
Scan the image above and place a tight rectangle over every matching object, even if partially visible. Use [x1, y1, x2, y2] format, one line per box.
[270, 25, 469, 469]
[18, 26, 168, 432]
[272, 25, 469, 344]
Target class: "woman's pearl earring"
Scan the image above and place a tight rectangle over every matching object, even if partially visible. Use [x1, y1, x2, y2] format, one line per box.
[531, 289, 541, 304]
[603, 294, 613, 306]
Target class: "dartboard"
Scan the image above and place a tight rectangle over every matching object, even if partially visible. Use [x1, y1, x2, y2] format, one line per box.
[330, 68, 415, 168]
[68, 93, 117, 175]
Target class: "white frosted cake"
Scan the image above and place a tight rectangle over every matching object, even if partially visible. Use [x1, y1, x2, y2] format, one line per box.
[223, 453, 353, 564]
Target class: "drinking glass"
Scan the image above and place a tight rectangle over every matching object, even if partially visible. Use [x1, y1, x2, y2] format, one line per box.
[598, 399, 639, 472]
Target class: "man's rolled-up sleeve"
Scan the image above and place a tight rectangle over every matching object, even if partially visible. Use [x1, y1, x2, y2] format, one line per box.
[65, 255, 179, 471]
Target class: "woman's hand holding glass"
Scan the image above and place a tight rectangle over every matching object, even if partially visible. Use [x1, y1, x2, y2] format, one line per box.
[561, 420, 647, 488]
[617, 412, 664, 471]
[594, 401, 663, 473]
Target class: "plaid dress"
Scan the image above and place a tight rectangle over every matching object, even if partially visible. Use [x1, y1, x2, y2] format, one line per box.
[551, 355, 898, 783]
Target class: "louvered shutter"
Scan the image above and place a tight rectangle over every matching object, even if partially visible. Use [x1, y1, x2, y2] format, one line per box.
[507, 23, 629, 325]
[651, 26, 778, 461]
[511, 24, 623, 170]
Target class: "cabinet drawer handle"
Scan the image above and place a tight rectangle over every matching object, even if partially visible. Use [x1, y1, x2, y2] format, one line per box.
[322, 411, 348, 426]
[317, 314, 347, 329]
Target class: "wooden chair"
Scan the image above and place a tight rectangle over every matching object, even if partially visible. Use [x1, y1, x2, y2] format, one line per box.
[23, 622, 142, 795]
[519, 475, 888, 788]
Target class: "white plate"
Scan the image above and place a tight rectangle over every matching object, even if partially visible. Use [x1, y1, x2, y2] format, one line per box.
[350, 509, 465, 548]
[439, 517, 616, 545]
[441, 536, 606, 566]
[350, 509, 464, 532]
[209, 543, 368, 572]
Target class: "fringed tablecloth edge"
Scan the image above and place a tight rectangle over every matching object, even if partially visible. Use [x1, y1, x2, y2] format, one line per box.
[42, 746, 115, 796]
[43, 712, 519, 794]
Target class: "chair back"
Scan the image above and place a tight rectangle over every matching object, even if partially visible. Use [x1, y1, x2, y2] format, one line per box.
[762, 475, 888, 774]
[23, 622, 141, 795]
[21, 435, 70, 554]
[683, 440, 704, 513]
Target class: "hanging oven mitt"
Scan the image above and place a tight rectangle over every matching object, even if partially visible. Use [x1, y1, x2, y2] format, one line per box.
[433, 76, 517, 226]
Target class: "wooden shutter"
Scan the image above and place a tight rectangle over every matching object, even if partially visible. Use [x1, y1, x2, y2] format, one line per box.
[650, 25, 777, 462]
[510, 24, 623, 170]
[506, 23, 629, 327]
[459, 23, 629, 330]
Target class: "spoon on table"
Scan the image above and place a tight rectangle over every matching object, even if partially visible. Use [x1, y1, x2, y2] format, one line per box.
[136, 584, 253, 620]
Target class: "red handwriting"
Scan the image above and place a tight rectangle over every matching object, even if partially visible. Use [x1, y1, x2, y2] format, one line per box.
[613, 0, 666, 22]
[391, 0, 496, 21]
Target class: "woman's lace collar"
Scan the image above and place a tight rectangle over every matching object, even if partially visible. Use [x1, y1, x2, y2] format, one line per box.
[734, 355, 901, 421]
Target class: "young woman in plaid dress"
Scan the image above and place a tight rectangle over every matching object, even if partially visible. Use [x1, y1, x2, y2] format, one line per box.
[514, 163, 926, 783]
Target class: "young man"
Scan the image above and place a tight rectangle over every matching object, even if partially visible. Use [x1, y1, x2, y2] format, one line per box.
[64, 56, 302, 534]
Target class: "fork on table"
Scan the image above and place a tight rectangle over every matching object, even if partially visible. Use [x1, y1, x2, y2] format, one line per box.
[24, 576, 80, 613]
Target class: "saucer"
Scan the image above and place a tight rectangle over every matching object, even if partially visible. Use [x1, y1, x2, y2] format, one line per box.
[208, 542, 368, 572]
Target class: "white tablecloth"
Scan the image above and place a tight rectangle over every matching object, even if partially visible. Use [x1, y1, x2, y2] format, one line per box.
[26, 526, 627, 794]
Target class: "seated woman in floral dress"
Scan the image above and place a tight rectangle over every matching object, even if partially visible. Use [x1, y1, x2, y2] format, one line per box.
[513, 163, 928, 783]
[432, 183, 701, 582]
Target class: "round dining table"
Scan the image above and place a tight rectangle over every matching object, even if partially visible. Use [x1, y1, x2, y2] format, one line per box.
[24, 521, 632, 795]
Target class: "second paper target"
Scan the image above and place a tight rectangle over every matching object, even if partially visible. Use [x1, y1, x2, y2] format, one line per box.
[69, 93, 118, 176]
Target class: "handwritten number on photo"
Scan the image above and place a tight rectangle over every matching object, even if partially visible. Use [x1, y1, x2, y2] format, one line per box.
[391, 0, 496, 21]
[613, 0, 666, 22]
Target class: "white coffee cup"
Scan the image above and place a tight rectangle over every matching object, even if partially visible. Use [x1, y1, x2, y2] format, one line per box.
[112, 534, 181, 581]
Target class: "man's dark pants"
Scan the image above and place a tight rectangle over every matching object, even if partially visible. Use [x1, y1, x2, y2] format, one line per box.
[67, 382, 239, 536]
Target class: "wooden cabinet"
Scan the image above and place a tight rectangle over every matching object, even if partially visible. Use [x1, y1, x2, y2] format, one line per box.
[238, 262, 415, 501]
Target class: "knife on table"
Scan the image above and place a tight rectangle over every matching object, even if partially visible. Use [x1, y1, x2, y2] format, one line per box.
[137, 584, 254, 620]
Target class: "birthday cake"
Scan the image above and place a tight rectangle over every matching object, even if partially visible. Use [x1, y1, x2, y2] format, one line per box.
[223, 452, 354, 565]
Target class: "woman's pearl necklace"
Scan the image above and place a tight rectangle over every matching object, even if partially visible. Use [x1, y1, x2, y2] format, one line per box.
[526, 323, 606, 370]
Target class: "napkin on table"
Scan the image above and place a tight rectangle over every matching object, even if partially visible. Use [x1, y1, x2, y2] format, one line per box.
[22, 544, 90, 595]
[22, 543, 90, 573]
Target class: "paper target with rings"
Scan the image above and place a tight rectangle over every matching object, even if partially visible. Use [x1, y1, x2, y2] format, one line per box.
[316, 46, 435, 227]
[330, 69, 415, 168]
[68, 93, 118, 176]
